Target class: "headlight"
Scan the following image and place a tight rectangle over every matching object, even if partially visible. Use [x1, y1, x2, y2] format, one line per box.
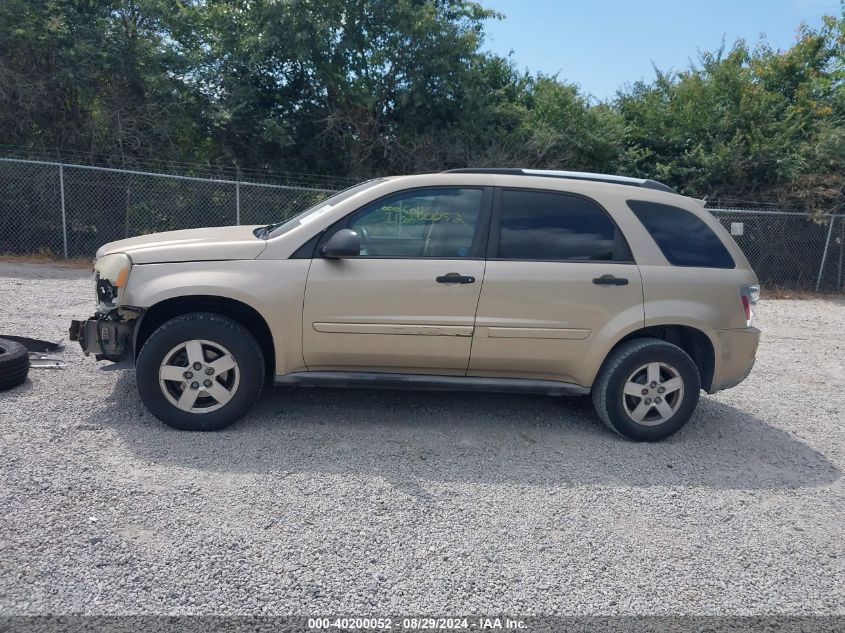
[94, 253, 132, 310]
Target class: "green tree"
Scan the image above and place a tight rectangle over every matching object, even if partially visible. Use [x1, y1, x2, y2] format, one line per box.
[0, 0, 205, 165]
[0, 0, 842, 210]
[615, 7, 845, 209]
[186, 0, 498, 176]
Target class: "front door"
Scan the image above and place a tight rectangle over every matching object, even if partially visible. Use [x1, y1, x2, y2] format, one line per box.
[302, 187, 491, 373]
[468, 188, 644, 385]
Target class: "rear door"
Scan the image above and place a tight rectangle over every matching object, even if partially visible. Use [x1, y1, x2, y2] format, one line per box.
[468, 188, 644, 385]
[302, 187, 492, 373]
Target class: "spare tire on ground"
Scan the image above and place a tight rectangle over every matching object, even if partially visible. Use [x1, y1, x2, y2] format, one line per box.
[0, 338, 30, 391]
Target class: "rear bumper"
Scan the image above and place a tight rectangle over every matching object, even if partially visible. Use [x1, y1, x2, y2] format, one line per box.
[708, 326, 760, 393]
[69, 312, 138, 362]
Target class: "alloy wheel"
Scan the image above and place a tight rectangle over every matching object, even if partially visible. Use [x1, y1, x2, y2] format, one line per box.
[158, 339, 240, 414]
[622, 362, 685, 426]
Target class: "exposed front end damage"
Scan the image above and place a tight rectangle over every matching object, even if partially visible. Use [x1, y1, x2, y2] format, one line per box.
[69, 251, 142, 362]
[69, 306, 143, 362]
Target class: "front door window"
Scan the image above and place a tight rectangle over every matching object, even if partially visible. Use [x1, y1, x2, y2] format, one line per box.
[347, 188, 483, 258]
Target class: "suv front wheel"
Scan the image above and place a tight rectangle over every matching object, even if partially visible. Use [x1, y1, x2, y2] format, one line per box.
[136, 312, 265, 431]
[592, 338, 701, 441]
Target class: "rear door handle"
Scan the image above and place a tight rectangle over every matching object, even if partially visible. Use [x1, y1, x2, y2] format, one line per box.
[592, 274, 629, 286]
[436, 272, 475, 284]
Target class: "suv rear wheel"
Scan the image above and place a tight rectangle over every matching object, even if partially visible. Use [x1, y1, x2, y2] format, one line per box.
[136, 312, 264, 431]
[592, 338, 700, 441]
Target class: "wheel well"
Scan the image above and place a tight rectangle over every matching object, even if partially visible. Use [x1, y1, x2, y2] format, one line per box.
[134, 296, 276, 375]
[616, 325, 715, 391]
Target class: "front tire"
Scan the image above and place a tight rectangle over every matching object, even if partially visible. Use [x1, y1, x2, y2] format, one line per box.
[592, 338, 700, 441]
[136, 312, 264, 431]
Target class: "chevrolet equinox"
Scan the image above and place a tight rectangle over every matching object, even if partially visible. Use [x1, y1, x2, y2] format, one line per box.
[70, 168, 760, 441]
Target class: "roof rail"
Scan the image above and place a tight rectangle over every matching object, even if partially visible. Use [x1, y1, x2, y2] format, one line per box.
[443, 168, 676, 194]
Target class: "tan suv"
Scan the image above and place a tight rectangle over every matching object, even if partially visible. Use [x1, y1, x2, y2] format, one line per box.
[70, 169, 760, 441]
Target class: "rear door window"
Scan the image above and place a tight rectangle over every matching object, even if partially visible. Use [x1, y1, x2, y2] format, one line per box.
[627, 200, 735, 269]
[496, 189, 632, 262]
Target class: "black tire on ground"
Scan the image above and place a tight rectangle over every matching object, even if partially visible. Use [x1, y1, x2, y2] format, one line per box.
[0, 337, 30, 391]
[136, 312, 265, 431]
[591, 337, 701, 442]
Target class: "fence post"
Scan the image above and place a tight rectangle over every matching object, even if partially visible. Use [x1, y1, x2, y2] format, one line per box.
[124, 173, 132, 239]
[837, 217, 843, 291]
[816, 215, 835, 292]
[235, 181, 241, 225]
[58, 164, 68, 260]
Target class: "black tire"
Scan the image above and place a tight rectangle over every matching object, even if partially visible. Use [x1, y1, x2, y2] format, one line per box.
[136, 312, 265, 431]
[0, 338, 30, 391]
[592, 337, 700, 442]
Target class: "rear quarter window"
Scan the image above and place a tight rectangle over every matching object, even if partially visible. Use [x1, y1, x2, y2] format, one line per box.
[627, 200, 735, 269]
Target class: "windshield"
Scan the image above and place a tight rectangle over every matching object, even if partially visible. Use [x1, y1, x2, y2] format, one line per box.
[256, 178, 387, 238]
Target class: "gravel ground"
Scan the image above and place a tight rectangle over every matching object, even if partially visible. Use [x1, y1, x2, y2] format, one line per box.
[0, 261, 843, 617]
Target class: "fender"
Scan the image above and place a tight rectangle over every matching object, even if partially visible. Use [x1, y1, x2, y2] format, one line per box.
[123, 259, 310, 376]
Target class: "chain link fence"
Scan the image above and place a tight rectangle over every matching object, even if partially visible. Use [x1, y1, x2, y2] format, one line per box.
[0, 157, 335, 260]
[1, 156, 843, 292]
[706, 208, 844, 293]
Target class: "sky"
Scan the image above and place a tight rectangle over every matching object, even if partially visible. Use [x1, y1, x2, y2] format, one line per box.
[480, 0, 843, 101]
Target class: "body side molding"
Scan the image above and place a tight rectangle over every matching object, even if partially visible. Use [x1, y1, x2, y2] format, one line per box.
[275, 371, 589, 396]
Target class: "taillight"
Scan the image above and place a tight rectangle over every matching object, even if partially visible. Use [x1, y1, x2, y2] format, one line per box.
[741, 295, 751, 321]
[740, 284, 760, 327]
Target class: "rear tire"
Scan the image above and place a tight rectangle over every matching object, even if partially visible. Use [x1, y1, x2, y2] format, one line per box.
[0, 338, 30, 391]
[592, 337, 700, 441]
[136, 312, 264, 431]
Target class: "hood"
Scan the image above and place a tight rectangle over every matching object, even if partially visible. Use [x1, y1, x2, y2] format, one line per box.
[96, 225, 267, 264]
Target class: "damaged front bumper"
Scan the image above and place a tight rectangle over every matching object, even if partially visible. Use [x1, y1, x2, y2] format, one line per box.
[69, 308, 141, 362]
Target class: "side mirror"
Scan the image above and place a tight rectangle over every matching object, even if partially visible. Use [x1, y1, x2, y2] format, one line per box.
[321, 228, 360, 258]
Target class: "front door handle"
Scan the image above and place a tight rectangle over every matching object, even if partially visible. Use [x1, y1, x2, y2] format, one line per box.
[436, 272, 476, 284]
[592, 274, 629, 286]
